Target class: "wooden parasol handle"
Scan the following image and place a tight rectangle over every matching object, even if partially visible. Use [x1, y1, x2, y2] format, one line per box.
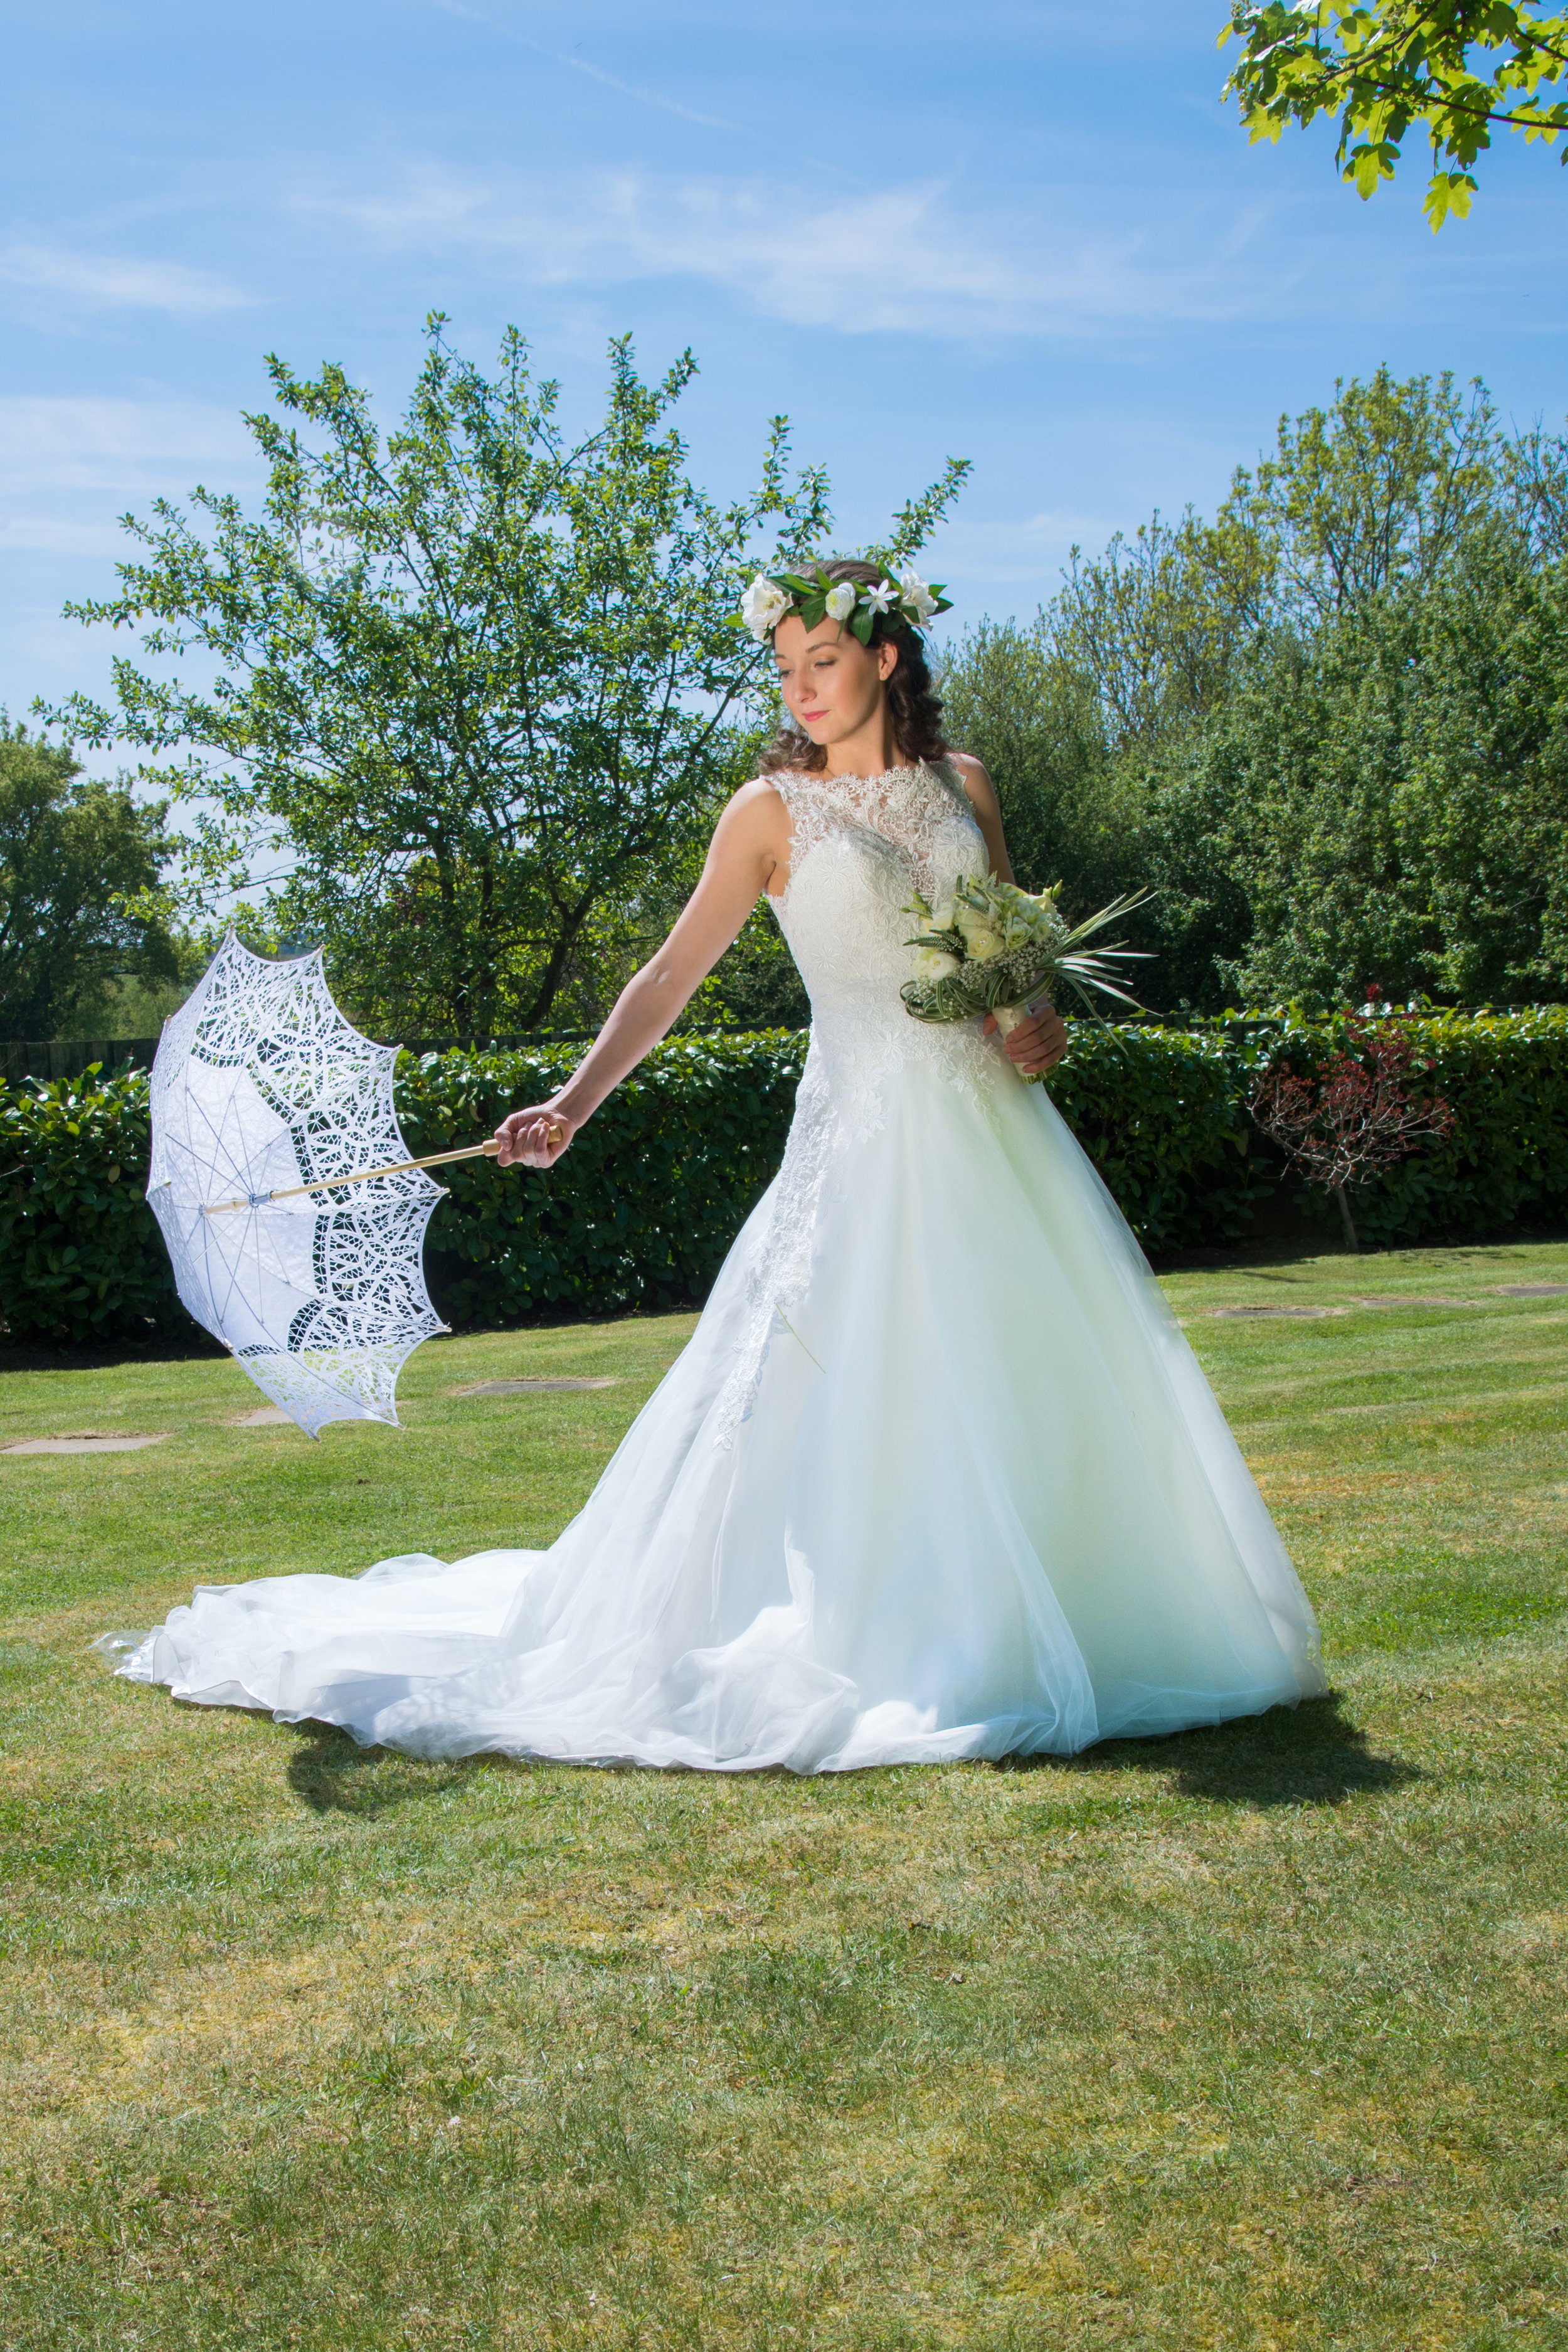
[199, 1126, 563, 1215]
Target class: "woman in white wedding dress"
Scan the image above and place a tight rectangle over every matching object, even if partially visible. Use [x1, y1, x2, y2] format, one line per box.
[116, 558, 1325, 1769]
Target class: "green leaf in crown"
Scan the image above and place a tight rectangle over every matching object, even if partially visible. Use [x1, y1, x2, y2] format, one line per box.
[738, 561, 953, 644]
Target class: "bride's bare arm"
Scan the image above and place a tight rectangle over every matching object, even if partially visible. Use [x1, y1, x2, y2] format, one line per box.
[947, 751, 1015, 886]
[948, 751, 1067, 1078]
[494, 781, 792, 1167]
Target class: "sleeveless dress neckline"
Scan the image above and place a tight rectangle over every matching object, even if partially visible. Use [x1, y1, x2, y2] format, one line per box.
[110, 753, 1325, 1772]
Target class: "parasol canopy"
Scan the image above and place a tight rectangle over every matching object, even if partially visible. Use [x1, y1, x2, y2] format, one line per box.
[147, 931, 456, 1438]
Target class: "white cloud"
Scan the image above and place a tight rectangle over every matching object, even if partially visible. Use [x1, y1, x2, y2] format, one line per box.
[0, 243, 253, 319]
[297, 162, 1305, 341]
[0, 516, 131, 559]
[0, 395, 254, 498]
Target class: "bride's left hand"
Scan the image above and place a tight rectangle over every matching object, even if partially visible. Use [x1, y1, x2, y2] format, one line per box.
[985, 1002, 1067, 1076]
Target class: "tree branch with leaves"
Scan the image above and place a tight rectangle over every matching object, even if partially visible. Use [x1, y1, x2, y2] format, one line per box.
[1221, 2, 1568, 228]
[46, 318, 968, 1037]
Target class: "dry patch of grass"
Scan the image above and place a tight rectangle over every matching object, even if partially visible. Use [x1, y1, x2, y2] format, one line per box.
[2, 1251, 1567, 2348]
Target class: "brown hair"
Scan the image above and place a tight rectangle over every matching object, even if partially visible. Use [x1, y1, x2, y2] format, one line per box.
[753, 556, 950, 776]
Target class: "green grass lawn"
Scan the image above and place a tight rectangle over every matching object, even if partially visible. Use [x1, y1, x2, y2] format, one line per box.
[2, 1241, 1566, 2351]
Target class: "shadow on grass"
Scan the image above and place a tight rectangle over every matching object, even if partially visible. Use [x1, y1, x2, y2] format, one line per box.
[285, 1724, 518, 1817]
[0, 1331, 227, 1374]
[282, 1690, 1417, 1820]
[1145, 1221, 1568, 1278]
[1003, 1690, 1421, 1809]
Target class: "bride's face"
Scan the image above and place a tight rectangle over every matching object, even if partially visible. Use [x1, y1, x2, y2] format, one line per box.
[773, 612, 898, 747]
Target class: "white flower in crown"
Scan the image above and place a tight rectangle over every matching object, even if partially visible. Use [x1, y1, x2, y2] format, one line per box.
[823, 581, 857, 622]
[740, 573, 792, 642]
[898, 568, 940, 626]
[865, 578, 897, 616]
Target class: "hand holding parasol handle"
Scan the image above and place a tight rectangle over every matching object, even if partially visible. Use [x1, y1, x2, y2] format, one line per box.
[200, 1128, 564, 1216]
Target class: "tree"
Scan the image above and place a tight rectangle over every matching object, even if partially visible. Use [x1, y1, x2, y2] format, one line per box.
[1227, 366, 1501, 626]
[1052, 506, 1273, 754]
[1221, 2, 1568, 230]
[0, 724, 178, 1039]
[938, 618, 1130, 893]
[51, 317, 968, 1037]
[1251, 1013, 1454, 1247]
[1139, 526, 1568, 1009]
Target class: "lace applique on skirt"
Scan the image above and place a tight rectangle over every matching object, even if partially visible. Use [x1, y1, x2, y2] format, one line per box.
[709, 761, 993, 1448]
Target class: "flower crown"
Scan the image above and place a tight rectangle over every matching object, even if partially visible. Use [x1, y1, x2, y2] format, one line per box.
[739, 561, 953, 647]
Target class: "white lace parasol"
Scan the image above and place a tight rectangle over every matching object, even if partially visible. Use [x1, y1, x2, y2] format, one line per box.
[146, 931, 455, 1438]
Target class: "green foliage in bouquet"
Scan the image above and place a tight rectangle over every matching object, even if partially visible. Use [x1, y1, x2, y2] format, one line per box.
[901, 876, 1150, 1076]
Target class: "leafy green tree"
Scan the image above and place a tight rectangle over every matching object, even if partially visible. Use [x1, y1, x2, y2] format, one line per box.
[0, 724, 178, 1039]
[1227, 366, 1503, 624]
[937, 618, 1137, 898]
[1052, 507, 1273, 754]
[1387, 533, 1568, 997]
[1221, 2, 1568, 229]
[50, 317, 968, 1038]
[1141, 531, 1568, 1007]
[684, 899, 812, 1030]
[938, 367, 1562, 1012]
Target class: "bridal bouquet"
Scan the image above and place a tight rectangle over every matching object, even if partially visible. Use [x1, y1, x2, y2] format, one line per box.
[901, 877, 1149, 1080]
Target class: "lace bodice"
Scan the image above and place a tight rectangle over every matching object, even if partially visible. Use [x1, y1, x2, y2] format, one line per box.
[714, 760, 997, 1444]
[770, 760, 989, 1070]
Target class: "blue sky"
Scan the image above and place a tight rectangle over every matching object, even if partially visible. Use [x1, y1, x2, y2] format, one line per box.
[4, 0, 1566, 762]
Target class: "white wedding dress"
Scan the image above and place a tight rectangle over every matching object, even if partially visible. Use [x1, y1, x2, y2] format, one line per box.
[114, 761, 1325, 1770]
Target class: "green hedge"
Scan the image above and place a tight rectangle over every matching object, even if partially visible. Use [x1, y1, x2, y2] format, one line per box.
[0, 1036, 808, 1348]
[1044, 1024, 1271, 1251]
[4, 1012, 1567, 1347]
[0, 1070, 187, 1345]
[1259, 1004, 1568, 1249]
[396, 1034, 807, 1330]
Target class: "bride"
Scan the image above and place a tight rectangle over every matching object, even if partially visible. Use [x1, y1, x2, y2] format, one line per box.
[115, 558, 1325, 1769]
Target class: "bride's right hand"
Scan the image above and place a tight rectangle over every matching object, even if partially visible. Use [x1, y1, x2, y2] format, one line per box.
[493, 1104, 576, 1168]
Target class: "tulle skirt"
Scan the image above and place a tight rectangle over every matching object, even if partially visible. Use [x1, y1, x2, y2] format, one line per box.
[114, 1053, 1325, 1770]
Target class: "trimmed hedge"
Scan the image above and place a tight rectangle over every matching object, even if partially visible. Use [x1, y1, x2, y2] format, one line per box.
[1261, 1004, 1568, 1249]
[1045, 1024, 1271, 1251]
[396, 1035, 808, 1330]
[4, 1011, 1567, 1347]
[0, 1069, 187, 1345]
[0, 1036, 808, 1348]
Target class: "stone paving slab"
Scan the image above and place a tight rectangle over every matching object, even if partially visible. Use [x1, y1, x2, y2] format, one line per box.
[1207, 1306, 1337, 1320]
[452, 1377, 622, 1396]
[1353, 1295, 1473, 1307]
[1, 1434, 169, 1455]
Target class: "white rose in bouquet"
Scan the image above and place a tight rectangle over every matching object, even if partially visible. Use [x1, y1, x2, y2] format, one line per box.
[902, 872, 1150, 1083]
[912, 945, 962, 980]
[953, 903, 1005, 961]
[824, 582, 857, 622]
